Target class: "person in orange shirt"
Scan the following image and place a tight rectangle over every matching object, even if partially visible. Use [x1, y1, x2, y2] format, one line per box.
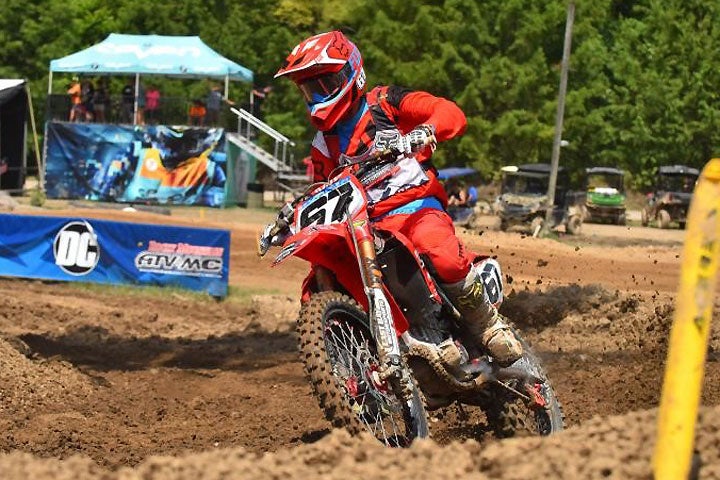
[188, 99, 206, 126]
[67, 77, 84, 122]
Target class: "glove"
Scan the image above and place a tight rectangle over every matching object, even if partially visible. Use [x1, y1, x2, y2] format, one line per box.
[257, 202, 294, 257]
[258, 222, 291, 257]
[398, 124, 437, 155]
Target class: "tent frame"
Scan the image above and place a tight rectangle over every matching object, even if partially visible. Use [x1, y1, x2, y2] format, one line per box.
[48, 34, 250, 125]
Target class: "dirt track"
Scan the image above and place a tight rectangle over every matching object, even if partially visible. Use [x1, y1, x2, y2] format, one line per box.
[1, 203, 719, 479]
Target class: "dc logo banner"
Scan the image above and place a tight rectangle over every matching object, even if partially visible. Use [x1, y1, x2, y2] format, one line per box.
[53, 221, 101, 275]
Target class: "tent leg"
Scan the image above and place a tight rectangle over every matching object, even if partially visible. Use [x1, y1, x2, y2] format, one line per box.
[48, 71, 53, 95]
[26, 83, 44, 191]
[133, 73, 139, 126]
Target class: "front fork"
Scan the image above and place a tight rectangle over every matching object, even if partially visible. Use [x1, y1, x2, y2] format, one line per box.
[347, 216, 403, 376]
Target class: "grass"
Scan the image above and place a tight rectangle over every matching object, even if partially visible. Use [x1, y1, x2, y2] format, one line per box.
[65, 281, 283, 305]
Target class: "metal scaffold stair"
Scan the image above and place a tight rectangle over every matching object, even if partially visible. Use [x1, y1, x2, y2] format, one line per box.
[228, 108, 309, 194]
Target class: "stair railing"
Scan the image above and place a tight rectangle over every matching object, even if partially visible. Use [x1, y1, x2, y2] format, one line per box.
[230, 107, 295, 172]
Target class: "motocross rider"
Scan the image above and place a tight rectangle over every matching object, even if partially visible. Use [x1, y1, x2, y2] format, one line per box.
[273, 30, 522, 366]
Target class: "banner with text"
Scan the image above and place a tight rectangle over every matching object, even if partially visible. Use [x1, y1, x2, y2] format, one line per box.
[45, 122, 228, 207]
[0, 214, 230, 297]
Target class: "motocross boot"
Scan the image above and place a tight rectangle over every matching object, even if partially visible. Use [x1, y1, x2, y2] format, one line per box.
[442, 269, 523, 366]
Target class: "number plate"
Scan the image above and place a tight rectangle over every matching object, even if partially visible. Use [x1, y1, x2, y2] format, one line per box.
[296, 177, 365, 230]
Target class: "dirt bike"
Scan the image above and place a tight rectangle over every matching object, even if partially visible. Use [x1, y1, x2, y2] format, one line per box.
[258, 144, 564, 446]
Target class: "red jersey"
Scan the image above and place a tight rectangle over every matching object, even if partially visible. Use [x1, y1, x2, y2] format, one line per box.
[309, 85, 467, 217]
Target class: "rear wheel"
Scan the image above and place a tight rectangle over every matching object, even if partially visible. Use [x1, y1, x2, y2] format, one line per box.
[297, 291, 429, 446]
[657, 209, 671, 229]
[483, 333, 565, 438]
[566, 215, 582, 235]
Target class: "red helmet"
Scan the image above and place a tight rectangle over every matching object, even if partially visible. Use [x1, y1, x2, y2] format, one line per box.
[275, 31, 366, 131]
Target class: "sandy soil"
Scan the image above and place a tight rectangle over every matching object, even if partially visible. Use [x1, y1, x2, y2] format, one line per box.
[1, 201, 719, 479]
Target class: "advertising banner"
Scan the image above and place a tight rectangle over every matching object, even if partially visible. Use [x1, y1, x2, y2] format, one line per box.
[0, 214, 230, 297]
[45, 122, 228, 207]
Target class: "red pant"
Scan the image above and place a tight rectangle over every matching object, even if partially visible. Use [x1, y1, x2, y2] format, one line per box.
[373, 208, 475, 284]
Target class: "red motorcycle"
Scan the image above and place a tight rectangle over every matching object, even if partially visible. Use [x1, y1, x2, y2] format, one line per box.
[258, 145, 564, 446]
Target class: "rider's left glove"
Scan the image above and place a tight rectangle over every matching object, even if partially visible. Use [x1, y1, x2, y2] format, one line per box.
[398, 124, 437, 154]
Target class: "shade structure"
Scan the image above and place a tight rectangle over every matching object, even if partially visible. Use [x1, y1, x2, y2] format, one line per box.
[437, 167, 477, 180]
[49, 34, 253, 82]
[0, 79, 29, 191]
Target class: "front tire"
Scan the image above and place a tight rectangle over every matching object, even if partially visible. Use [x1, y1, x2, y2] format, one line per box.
[297, 291, 429, 446]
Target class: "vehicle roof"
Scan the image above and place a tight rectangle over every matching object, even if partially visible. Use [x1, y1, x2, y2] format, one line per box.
[502, 163, 566, 175]
[658, 164, 700, 176]
[586, 166, 624, 175]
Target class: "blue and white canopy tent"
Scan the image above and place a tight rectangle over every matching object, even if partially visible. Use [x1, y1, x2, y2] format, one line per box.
[48, 33, 253, 123]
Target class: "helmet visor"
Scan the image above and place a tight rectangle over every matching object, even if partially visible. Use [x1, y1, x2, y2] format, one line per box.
[298, 63, 353, 106]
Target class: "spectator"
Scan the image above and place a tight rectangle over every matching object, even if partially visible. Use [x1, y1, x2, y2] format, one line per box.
[205, 84, 234, 126]
[80, 79, 95, 122]
[250, 85, 272, 119]
[205, 85, 223, 125]
[188, 99, 206, 126]
[446, 180, 468, 207]
[120, 80, 135, 124]
[466, 184, 478, 207]
[67, 76, 84, 122]
[145, 84, 161, 124]
[93, 78, 109, 123]
[135, 82, 146, 125]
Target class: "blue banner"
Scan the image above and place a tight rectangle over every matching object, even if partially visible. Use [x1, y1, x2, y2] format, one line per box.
[0, 214, 230, 297]
[45, 122, 228, 207]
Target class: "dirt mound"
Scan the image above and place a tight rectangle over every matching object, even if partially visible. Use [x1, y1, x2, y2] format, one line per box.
[1, 405, 719, 479]
[0, 336, 93, 415]
[0, 205, 717, 478]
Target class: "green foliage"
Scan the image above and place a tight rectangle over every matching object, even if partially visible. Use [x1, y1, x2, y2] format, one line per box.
[2, 0, 719, 188]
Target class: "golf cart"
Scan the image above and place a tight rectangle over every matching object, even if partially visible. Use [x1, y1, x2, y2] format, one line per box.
[494, 163, 583, 235]
[582, 167, 627, 225]
[641, 164, 699, 229]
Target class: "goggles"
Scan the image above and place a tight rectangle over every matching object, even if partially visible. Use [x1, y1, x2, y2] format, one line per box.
[298, 63, 353, 106]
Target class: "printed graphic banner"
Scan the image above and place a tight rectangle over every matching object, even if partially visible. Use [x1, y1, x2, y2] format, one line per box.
[0, 214, 230, 297]
[45, 122, 228, 207]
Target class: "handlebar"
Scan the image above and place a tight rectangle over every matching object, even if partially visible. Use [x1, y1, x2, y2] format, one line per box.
[258, 134, 436, 258]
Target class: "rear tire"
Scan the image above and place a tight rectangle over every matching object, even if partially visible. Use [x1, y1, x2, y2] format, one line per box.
[657, 209, 671, 229]
[566, 215, 582, 235]
[297, 291, 429, 446]
[484, 332, 565, 438]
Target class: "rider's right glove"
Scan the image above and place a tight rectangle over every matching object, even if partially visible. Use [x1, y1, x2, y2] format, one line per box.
[398, 124, 437, 155]
[257, 202, 294, 257]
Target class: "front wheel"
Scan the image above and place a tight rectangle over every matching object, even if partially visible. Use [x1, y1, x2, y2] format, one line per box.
[297, 291, 429, 446]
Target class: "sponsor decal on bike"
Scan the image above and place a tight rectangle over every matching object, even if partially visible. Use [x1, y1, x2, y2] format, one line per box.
[273, 241, 298, 266]
[53, 221, 101, 276]
[135, 240, 224, 277]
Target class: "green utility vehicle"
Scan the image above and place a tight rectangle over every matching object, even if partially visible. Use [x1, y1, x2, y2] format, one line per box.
[582, 167, 626, 225]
